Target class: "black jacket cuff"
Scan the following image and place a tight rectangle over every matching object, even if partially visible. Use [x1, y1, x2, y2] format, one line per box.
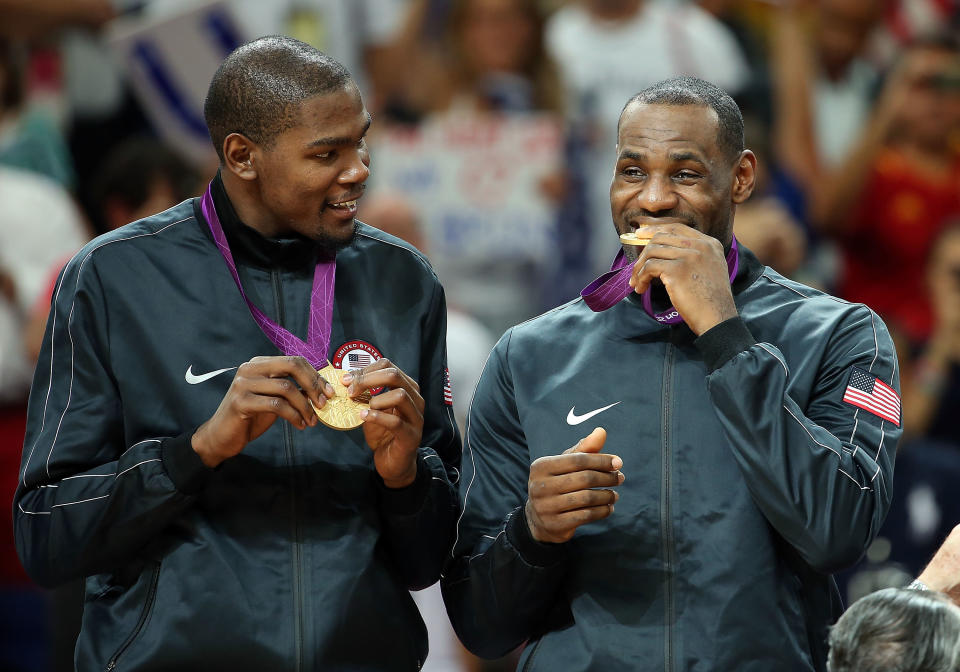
[161, 430, 213, 495]
[376, 454, 431, 516]
[694, 316, 757, 373]
[506, 505, 567, 568]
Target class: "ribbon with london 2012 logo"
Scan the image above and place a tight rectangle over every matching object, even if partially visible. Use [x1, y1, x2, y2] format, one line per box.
[332, 340, 384, 393]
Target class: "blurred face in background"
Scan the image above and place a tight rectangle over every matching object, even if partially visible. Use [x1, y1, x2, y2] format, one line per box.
[456, 0, 537, 75]
[898, 47, 960, 151]
[816, 0, 881, 78]
[928, 227, 960, 327]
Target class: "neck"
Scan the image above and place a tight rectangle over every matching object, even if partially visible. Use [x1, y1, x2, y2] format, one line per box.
[221, 170, 284, 238]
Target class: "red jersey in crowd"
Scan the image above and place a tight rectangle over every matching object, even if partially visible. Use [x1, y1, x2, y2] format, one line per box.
[839, 148, 960, 343]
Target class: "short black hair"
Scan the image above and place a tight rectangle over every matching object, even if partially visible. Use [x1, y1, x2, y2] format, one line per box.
[620, 77, 745, 162]
[203, 36, 352, 162]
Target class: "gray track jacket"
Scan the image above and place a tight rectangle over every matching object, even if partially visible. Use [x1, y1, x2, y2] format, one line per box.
[443, 247, 900, 671]
[15, 179, 461, 671]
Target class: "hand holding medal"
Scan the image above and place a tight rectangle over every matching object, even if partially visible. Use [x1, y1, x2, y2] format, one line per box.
[191, 355, 335, 468]
[336, 358, 426, 489]
[626, 223, 739, 335]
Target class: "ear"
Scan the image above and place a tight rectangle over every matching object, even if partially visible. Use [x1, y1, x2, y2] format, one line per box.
[222, 133, 258, 181]
[731, 150, 757, 205]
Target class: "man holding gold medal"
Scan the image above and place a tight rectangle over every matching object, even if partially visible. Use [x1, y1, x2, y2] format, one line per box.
[444, 78, 901, 670]
[14, 37, 460, 670]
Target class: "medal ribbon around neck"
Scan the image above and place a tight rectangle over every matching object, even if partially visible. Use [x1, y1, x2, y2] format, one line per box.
[201, 182, 336, 369]
[581, 235, 740, 325]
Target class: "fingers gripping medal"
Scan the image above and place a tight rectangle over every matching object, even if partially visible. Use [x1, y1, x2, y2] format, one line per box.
[312, 364, 372, 430]
[619, 228, 654, 263]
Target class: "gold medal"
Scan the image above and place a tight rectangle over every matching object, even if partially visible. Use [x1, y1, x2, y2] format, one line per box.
[619, 230, 654, 246]
[312, 364, 371, 430]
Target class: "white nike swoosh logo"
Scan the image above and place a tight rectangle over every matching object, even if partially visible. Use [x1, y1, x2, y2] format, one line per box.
[566, 402, 621, 425]
[185, 365, 237, 385]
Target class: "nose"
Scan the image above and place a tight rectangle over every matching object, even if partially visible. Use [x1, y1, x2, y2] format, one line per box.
[339, 146, 371, 185]
[637, 174, 678, 213]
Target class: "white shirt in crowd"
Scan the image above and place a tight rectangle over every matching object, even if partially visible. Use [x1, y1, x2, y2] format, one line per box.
[0, 168, 88, 402]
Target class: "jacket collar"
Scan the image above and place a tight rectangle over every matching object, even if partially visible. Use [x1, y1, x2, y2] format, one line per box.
[204, 171, 320, 270]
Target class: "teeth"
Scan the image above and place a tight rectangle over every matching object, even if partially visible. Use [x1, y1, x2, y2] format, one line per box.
[331, 200, 357, 209]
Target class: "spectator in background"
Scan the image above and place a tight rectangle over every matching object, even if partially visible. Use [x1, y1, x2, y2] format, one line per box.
[695, 0, 774, 127]
[0, 167, 88, 402]
[88, 136, 202, 234]
[732, 114, 808, 278]
[901, 224, 960, 444]
[818, 35, 960, 345]
[372, 0, 565, 336]
[0, 37, 75, 189]
[769, 0, 886, 288]
[772, 0, 884, 177]
[827, 588, 960, 672]
[391, 0, 563, 118]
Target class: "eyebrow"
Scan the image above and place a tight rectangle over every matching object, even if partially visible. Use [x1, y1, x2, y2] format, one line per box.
[668, 151, 707, 166]
[307, 114, 372, 148]
[618, 149, 645, 162]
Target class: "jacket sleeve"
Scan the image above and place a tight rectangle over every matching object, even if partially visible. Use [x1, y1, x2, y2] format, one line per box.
[13, 252, 212, 587]
[376, 278, 462, 590]
[441, 330, 569, 659]
[695, 309, 901, 574]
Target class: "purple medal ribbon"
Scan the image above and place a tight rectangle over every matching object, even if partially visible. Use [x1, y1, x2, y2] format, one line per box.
[201, 182, 336, 369]
[581, 236, 740, 325]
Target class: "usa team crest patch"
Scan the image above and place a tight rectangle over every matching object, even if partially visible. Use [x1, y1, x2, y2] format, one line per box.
[332, 340, 383, 393]
[842, 367, 900, 426]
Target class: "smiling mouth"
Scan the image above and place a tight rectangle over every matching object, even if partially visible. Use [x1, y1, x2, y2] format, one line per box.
[328, 199, 359, 211]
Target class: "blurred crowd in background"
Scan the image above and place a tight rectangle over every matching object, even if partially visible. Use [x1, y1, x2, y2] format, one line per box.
[0, 0, 958, 669]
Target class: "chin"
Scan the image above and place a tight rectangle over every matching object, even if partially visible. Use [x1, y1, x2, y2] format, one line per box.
[314, 220, 360, 253]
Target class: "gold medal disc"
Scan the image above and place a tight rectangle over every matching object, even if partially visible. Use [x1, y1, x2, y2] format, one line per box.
[619, 231, 654, 247]
[312, 364, 371, 430]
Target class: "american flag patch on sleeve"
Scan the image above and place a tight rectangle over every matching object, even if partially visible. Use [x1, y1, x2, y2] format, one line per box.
[842, 367, 900, 426]
[443, 368, 453, 406]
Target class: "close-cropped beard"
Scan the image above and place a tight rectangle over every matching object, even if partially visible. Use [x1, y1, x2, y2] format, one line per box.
[315, 220, 360, 254]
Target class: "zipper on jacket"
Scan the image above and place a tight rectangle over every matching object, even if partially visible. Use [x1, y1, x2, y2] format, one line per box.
[661, 343, 676, 672]
[105, 561, 161, 671]
[272, 269, 305, 672]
